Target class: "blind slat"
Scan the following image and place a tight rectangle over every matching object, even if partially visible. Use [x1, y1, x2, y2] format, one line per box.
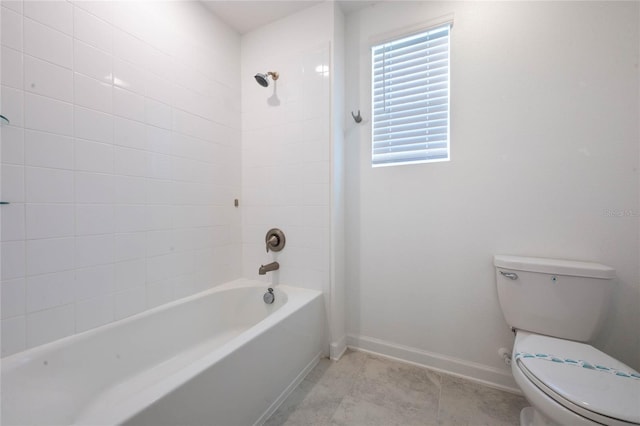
[372, 23, 450, 166]
[373, 118, 448, 135]
[374, 132, 448, 147]
[373, 96, 448, 116]
[373, 106, 448, 128]
[373, 42, 449, 69]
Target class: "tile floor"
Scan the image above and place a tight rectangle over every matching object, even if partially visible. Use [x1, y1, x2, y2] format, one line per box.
[265, 350, 528, 426]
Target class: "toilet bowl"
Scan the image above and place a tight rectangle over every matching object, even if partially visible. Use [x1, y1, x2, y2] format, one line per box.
[494, 255, 640, 426]
[512, 331, 640, 426]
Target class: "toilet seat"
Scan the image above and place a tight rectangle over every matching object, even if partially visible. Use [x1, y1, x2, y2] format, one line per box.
[513, 332, 640, 425]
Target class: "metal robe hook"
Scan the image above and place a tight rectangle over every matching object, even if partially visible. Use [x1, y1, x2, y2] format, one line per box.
[351, 110, 362, 123]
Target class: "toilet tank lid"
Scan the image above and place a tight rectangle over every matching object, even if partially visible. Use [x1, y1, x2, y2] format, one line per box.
[494, 255, 615, 279]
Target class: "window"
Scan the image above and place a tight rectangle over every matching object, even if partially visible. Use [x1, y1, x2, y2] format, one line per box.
[372, 23, 451, 167]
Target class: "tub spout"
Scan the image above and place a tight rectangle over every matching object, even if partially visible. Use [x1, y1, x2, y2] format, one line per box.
[259, 261, 279, 275]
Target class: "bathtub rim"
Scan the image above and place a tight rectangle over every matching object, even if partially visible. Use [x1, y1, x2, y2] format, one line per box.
[2, 279, 315, 365]
[1, 279, 323, 426]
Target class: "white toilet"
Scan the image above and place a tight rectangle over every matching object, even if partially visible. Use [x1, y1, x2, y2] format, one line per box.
[494, 255, 640, 426]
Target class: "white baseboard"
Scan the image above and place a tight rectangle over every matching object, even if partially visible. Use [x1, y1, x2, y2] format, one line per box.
[254, 352, 321, 426]
[347, 334, 520, 394]
[330, 335, 347, 361]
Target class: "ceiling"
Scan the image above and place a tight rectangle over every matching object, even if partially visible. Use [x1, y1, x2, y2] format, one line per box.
[202, 1, 379, 34]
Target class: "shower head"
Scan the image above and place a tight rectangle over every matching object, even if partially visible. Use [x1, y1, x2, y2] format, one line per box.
[254, 71, 279, 87]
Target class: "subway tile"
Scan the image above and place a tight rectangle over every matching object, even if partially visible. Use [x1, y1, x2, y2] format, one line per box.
[145, 278, 172, 308]
[114, 146, 147, 177]
[145, 98, 172, 129]
[75, 234, 114, 268]
[146, 230, 173, 257]
[75, 204, 115, 236]
[146, 179, 173, 205]
[146, 126, 171, 154]
[24, 93, 73, 136]
[74, 106, 113, 144]
[144, 72, 173, 105]
[73, 1, 114, 25]
[1, 316, 26, 356]
[74, 40, 112, 83]
[114, 286, 146, 320]
[2, 85, 24, 127]
[75, 172, 115, 204]
[146, 205, 172, 231]
[1, 164, 25, 203]
[2, 1, 23, 15]
[74, 6, 112, 53]
[147, 153, 171, 180]
[114, 232, 146, 262]
[75, 264, 114, 301]
[113, 29, 145, 69]
[113, 57, 144, 95]
[26, 270, 75, 313]
[113, 87, 145, 122]
[1, 278, 25, 318]
[1, 125, 24, 165]
[26, 303, 74, 348]
[24, 55, 73, 102]
[114, 175, 146, 204]
[76, 294, 114, 332]
[26, 204, 74, 239]
[24, 17, 72, 69]
[115, 204, 146, 233]
[1, 202, 25, 241]
[75, 139, 114, 174]
[146, 253, 174, 284]
[115, 259, 145, 292]
[74, 73, 112, 113]
[114, 117, 146, 150]
[1, 6, 23, 50]
[172, 109, 213, 141]
[24, 1, 73, 35]
[25, 130, 74, 169]
[25, 167, 74, 203]
[1, 46, 23, 88]
[25, 237, 74, 276]
[142, 44, 173, 81]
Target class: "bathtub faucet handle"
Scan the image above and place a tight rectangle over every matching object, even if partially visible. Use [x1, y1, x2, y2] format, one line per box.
[266, 235, 278, 252]
[265, 228, 286, 252]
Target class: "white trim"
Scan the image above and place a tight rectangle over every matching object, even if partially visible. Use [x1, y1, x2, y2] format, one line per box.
[369, 12, 454, 47]
[347, 334, 521, 394]
[330, 335, 348, 361]
[254, 352, 321, 426]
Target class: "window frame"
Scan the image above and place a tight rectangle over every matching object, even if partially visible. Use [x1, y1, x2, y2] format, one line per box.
[370, 17, 453, 168]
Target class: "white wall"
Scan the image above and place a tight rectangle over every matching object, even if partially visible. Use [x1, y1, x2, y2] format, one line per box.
[345, 0, 640, 387]
[0, 0, 242, 357]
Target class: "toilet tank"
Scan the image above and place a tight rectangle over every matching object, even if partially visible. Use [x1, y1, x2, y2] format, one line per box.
[494, 255, 615, 342]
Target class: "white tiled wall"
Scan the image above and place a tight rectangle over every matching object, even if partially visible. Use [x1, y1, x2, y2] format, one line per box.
[0, 0, 242, 357]
[240, 3, 333, 295]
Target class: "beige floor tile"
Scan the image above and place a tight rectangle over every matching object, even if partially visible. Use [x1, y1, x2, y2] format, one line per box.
[265, 351, 528, 426]
[304, 350, 368, 397]
[347, 354, 441, 423]
[264, 379, 343, 426]
[437, 374, 527, 426]
[329, 394, 439, 426]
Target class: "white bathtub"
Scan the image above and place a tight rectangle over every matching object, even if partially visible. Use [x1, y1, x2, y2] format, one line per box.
[1, 279, 325, 426]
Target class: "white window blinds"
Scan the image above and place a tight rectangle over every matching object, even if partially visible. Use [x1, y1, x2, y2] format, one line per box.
[372, 24, 451, 166]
